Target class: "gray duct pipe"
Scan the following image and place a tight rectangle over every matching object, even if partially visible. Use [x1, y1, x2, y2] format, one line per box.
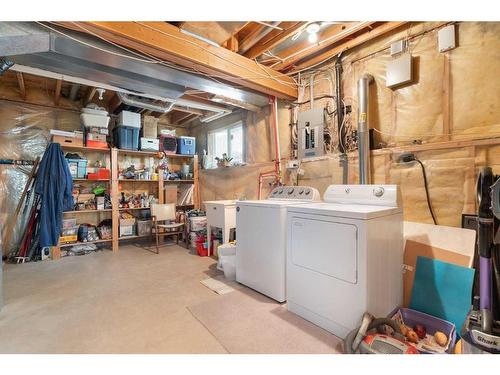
[357, 74, 374, 184]
[117, 92, 176, 114]
[68, 84, 80, 101]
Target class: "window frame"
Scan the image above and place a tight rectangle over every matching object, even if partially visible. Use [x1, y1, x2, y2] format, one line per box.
[207, 121, 244, 164]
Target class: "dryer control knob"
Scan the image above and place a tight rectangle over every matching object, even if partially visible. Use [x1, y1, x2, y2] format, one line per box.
[373, 187, 385, 197]
[288, 188, 295, 195]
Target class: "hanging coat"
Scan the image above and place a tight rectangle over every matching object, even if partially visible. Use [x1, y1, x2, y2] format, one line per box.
[35, 142, 74, 247]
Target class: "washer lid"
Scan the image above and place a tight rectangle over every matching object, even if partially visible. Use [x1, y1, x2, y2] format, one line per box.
[287, 202, 402, 220]
[237, 199, 315, 208]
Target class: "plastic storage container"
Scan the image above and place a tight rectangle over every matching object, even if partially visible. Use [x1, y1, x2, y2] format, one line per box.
[389, 307, 456, 354]
[113, 126, 140, 150]
[118, 110, 141, 128]
[66, 158, 88, 178]
[189, 216, 207, 232]
[177, 136, 196, 155]
[119, 218, 136, 237]
[221, 256, 236, 280]
[137, 220, 152, 236]
[160, 134, 177, 154]
[140, 137, 159, 151]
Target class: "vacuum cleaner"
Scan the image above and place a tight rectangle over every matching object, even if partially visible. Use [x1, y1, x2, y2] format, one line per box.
[461, 167, 500, 353]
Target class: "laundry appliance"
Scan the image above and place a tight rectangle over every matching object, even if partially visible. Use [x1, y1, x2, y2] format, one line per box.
[286, 184, 403, 338]
[236, 186, 320, 302]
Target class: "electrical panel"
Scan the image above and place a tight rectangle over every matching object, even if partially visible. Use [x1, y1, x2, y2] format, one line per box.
[390, 40, 405, 56]
[386, 53, 413, 88]
[297, 108, 324, 159]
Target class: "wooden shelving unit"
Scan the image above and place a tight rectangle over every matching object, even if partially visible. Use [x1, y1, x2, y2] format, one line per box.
[52, 145, 199, 258]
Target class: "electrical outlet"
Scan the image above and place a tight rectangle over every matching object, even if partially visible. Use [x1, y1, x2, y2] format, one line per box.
[286, 160, 299, 169]
[345, 105, 352, 114]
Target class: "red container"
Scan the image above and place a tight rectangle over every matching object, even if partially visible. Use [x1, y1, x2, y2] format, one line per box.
[97, 168, 110, 180]
[86, 140, 108, 149]
[196, 238, 208, 257]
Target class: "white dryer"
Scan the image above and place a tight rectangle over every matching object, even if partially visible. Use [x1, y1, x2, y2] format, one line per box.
[236, 186, 320, 302]
[286, 184, 403, 338]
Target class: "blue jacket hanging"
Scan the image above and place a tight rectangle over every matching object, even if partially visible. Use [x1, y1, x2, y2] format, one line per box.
[35, 142, 74, 247]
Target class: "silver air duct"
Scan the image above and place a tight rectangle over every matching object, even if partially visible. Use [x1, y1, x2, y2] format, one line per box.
[357, 74, 373, 184]
[117, 92, 176, 114]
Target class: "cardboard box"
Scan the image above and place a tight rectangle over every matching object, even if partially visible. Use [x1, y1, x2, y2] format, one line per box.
[164, 185, 178, 203]
[96, 196, 105, 210]
[87, 133, 107, 142]
[53, 135, 84, 148]
[142, 115, 159, 138]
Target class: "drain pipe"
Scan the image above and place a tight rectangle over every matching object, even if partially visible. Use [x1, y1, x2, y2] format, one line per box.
[357, 74, 373, 184]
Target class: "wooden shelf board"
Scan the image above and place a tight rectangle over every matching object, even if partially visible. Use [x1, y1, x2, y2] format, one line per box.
[61, 145, 110, 153]
[116, 149, 158, 157]
[117, 179, 159, 182]
[63, 209, 113, 214]
[73, 178, 110, 182]
[59, 238, 113, 248]
[119, 207, 151, 211]
[177, 204, 194, 208]
[164, 154, 195, 159]
[164, 179, 194, 183]
[118, 234, 151, 240]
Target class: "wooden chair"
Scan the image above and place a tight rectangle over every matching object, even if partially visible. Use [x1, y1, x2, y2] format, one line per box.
[150, 203, 184, 254]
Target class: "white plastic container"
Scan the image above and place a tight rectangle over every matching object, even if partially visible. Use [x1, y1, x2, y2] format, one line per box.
[221, 255, 236, 281]
[118, 110, 141, 128]
[80, 113, 110, 128]
[140, 137, 159, 151]
[217, 243, 236, 270]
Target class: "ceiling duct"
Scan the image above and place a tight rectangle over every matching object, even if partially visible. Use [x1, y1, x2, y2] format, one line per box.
[117, 92, 176, 114]
[0, 22, 268, 110]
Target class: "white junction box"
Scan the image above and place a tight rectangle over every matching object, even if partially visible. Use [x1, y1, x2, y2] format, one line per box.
[390, 39, 405, 56]
[386, 53, 413, 88]
[438, 24, 456, 53]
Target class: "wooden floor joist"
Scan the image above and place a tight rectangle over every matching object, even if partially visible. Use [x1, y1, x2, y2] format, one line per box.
[55, 21, 298, 100]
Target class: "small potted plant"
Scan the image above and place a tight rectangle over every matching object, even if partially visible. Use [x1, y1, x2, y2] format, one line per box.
[215, 153, 233, 168]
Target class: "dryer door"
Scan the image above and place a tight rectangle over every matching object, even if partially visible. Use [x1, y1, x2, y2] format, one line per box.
[290, 216, 357, 284]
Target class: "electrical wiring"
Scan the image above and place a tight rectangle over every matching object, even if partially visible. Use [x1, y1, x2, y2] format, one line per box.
[415, 158, 438, 225]
[291, 94, 336, 106]
[371, 128, 455, 139]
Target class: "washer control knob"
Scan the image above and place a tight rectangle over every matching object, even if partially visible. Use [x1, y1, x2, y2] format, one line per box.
[305, 190, 310, 195]
[298, 189, 304, 195]
[288, 188, 295, 195]
[373, 187, 385, 197]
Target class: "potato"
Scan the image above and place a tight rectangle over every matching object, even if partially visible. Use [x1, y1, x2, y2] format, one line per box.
[434, 331, 448, 347]
[399, 323, 409, 336]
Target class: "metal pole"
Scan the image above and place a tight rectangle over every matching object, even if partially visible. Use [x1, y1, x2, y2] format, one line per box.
[357, 74, 373, 184]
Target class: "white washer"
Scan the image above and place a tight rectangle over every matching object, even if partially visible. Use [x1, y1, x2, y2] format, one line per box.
[286, 184, 404, 339]
[236, 186, 320, 302]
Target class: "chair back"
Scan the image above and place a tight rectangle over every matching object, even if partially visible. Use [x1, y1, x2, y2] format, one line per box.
[151, 203, 176, 221]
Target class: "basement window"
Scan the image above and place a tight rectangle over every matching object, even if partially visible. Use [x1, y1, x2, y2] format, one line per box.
[207, 122, 244, 166]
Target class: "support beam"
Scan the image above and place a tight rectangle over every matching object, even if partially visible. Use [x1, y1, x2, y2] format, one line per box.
[54, 79, 62, 106]
[225, 35, 239, 52]
[108, 92, 121, 114]
[244, 22, 306, 60]
[84, 87, 97, 106]
[16, 72, 26, 100]
[271, 22, 376, 71]
[55, 21, 297, 99]
[286, 22, 407, 73]
[237, 23, 268, 53]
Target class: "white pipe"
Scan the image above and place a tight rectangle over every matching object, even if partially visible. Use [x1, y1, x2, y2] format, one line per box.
[273, 98, 282, 177]
[309, 73, 316, 108]
[117, 92, 176, 113]
[357, 74, 374, 184]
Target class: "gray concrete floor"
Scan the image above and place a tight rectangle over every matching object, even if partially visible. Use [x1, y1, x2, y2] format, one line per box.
[0, 243, 228, 353]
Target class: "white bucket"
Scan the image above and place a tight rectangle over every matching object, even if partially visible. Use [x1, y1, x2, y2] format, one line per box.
[217, 243, 236, 270]
[221, 255, 236, 281]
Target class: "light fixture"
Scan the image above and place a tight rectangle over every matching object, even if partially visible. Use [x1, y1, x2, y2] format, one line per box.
[306, 22, 321, 44]
[96, 88, 106, 100]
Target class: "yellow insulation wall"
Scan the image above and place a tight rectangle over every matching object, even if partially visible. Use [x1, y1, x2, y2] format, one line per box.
[198, 22, 500, 227]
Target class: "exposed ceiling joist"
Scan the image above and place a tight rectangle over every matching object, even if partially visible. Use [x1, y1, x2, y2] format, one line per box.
[287, 22, 408, 73]
[270, 22, 376, 71]
[16, 72, 26, 100]
[84, 87, 96, 106]
[243, 22, 306, 60]
[55, 21, 297, 100]
[54, 79, 62, 105]
[237, 23, 269, 54]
